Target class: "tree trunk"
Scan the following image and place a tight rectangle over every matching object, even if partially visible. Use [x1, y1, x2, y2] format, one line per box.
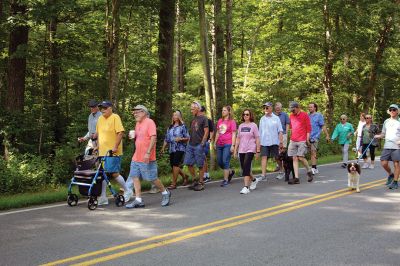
[225, 0, 233, 106]
[363, 13, 395, 113]
[176, 0, 185, 92]
[155, 0, 176, 129]
[121, 3, 134, 113]
[106, 0, 121, 106]
[323, 1, 334, 130]
[214, 0, 225, 117]
[198, 0, 214, 121]
[6, 1, 28, 112]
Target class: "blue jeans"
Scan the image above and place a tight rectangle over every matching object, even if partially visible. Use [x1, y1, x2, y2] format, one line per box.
[217, 144, 232, 170]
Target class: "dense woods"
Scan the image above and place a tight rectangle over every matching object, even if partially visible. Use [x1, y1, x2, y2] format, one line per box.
[0, 0, 399, 193]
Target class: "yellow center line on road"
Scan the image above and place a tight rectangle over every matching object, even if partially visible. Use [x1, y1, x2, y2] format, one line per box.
[41, 179, 385, 266]
[71, 181, 385, 266]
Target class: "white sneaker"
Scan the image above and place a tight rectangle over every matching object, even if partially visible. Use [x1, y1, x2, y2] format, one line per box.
[368, 164, 375, 169]
[361, 163, 369, 169]
[311, 168, 319, 174]
[98, 197, 109, 206]
[123, 189, 134, 202]
[276, 173, 284, 180]
[240, 187, 250, 194]
[249, 178, 259, 190]
[148, 186, 160, 194]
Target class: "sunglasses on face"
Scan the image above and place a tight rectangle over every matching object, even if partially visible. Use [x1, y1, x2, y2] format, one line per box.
[341, 118, 346, 120]
[389, 108, 398, 112]
[365, 117, 372, 119]
[243, 113, 250, 116]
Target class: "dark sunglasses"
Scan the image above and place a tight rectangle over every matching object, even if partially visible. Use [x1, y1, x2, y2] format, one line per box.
[389, 108, 398, 112]
[340, 118, 346, 120]
[243, 113, 250, 116]
[365, 117, 372, 119]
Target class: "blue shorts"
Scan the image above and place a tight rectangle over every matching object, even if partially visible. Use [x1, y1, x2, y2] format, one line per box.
[184, 144, 206, 168]
[128, 161, 158, 181]
[102, 156, 121, 173]
[204, 141, 210, 156]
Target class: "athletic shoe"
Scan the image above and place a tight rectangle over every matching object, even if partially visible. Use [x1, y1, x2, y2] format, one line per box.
[386, 174, 394, 186]
[188, 181, 199, 190]
[388, 181, 398, 190]
[98, 197, 109, 206]
[368, 164, 375, 169]
[148, 186, 160, 194]
[249, 178, 259, 190]
[125, 199, 145, 208]
[193, 183, 205, 191]
[260, 175, 267, 181]
[228, 169, 235, 182]
[288, 178, 300, 185]
[161, 190, 171, 206]
[274, 165, 281, 172]
[123, 189, 134, 202]
[203, 176, 211, 183]
[307, 171, 314, 182]
[311, 168, 319, 175]
[220, 180, 229, 187]
[240, 187, 250, 194]
[361, 163, 369, 169]
[341, 163, 347, 168]
[275, 172, 284, 180]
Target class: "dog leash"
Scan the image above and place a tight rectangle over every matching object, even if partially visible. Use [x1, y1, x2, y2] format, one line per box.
[357, 137, 376, 163]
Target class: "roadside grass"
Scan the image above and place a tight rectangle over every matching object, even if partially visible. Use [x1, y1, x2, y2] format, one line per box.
[0, 153, 359, 211]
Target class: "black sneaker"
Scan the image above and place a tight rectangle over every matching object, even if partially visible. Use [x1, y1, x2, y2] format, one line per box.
[203, 176, 211, 183]
[228, 169, 235, 182]
[193, 182, 205, 191]
[188, 181, 198, 190]
[288, 178, 300, 185]
[341, 163, 347, 168]
[307, 171, 314, 182]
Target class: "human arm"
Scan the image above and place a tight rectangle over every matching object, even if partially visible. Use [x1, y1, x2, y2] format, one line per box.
[144, 135, 157, 163]
[112, 131, 124, 153]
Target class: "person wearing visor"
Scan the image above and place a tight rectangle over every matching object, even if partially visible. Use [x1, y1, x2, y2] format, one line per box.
[287, 101, 314, 184]
[126, 105, 171, 208]
[95, 101, 133, 205]
[78, 99, 102, 155]
[374, 104, 400, 189]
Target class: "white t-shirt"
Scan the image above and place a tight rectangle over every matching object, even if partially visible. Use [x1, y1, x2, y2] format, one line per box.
[382, 118, 400, 149]
[356, 121, 366, 137]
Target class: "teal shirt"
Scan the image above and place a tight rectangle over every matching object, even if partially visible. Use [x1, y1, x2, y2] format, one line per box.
[331, 122, 355, 144]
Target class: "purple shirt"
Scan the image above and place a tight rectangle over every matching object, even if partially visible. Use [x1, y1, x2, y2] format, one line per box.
[237, 122, 260, 153]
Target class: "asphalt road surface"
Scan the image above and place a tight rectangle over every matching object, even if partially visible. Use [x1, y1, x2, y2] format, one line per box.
[1, 159, 399, 266]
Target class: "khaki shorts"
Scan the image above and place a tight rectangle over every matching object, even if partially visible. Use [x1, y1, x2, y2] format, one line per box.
[282, 134, 288, 148]
[288, 141, 308, 157]
[310, 140, 319, 152]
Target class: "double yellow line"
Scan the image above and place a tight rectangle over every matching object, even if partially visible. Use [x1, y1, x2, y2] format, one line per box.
[42, 179, 385, 266]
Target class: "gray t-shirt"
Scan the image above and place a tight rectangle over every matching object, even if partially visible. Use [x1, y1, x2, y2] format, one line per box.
[189, 115, 209, 146]
[381, 118, 400, 149]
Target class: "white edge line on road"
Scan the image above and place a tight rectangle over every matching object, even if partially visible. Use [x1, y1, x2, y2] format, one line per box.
[0, 157, 382, 216]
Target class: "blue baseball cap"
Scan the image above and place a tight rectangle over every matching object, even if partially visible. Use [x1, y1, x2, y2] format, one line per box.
[98, 101, 113, 108]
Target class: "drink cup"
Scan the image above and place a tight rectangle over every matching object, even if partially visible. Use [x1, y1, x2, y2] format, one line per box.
[129, 130, 135, 139]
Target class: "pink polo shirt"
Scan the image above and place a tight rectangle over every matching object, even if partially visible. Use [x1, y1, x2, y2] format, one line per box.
[290, 111, 311, 142]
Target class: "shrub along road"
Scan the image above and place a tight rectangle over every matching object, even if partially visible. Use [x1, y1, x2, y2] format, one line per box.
[0, 160, 399, 266]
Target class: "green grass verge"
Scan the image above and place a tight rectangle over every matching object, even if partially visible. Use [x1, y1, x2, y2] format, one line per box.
[0, 154, 350, 211]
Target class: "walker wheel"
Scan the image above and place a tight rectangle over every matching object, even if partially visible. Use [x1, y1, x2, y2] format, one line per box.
[67, 194, 78, 207]
[88, 197, 98, 210]
[115, 194, 125, 207]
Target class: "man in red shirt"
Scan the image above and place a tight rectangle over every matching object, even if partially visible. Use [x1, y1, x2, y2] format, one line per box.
[287, 102, 314, 184]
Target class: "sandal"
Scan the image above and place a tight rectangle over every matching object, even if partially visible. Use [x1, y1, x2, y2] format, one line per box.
[167, 184, 177, 190]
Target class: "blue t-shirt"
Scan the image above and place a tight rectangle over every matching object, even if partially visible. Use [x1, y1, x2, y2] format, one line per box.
[164, 124, 190, 153]
[309, 112, 325, 141]
[274, 112, 290, 134]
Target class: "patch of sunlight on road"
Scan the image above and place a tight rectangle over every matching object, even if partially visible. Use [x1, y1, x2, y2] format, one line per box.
[374, 220, 400, 232]
[58, 221, 91, 226]
[103, 220, 156, 237]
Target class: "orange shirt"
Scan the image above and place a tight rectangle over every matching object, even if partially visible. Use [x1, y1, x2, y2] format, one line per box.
[133, 118, 157, 162]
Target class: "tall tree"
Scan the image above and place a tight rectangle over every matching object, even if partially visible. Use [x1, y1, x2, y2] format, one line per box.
[225, 0, 233, 106]
[155, 0, 176, 129]
[6, 0, 28, 112]
[176, 0, 185, 92]
[214, 0, 225, 116]
[106, 0, 121, 105]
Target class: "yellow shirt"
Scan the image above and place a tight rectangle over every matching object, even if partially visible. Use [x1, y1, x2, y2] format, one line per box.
[96, 113, 125, 156]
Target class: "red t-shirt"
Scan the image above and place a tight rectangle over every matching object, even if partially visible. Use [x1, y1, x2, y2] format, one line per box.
[133, 118, 157, 162]
[290, 111, 311, 142]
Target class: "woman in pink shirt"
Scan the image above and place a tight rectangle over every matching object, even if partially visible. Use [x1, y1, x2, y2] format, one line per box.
[214, 106, 237, 187]
[234, 109, 260, 194]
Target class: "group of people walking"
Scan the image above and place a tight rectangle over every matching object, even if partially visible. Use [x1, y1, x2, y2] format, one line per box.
[79, 99, 400, 208]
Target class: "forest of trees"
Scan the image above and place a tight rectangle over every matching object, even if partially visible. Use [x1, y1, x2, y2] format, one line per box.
[0, 0, 399, 193]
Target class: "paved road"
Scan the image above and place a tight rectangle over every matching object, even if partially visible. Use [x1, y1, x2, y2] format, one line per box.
[1, 160, 399, 266]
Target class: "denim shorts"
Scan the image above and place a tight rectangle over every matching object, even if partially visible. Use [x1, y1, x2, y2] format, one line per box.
[204, 141, 210, 156]
[128, 161, 158, 181]
[184, 144, 206, 168]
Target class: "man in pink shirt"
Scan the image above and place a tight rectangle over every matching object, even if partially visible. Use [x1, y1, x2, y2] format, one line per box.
[126, 105, 171, 208]
[287, 102, 314, 184]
